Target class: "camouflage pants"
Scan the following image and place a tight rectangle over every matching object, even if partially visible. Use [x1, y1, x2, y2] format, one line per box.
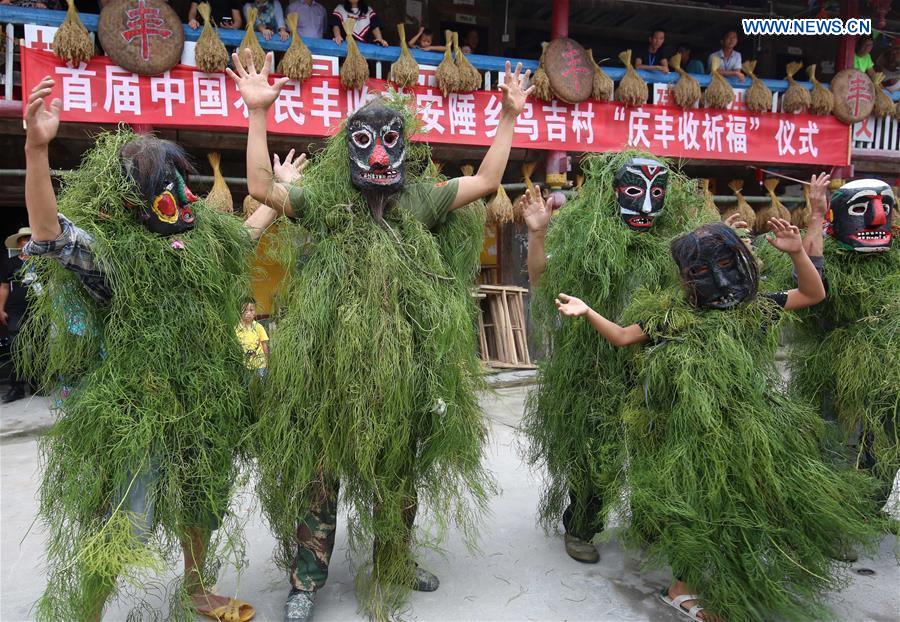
[290, 476, 418, 592]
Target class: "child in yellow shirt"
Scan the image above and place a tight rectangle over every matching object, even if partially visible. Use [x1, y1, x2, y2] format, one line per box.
[236, 301, 269, 376]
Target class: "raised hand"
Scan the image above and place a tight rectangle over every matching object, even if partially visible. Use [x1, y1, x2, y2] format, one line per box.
[499, 61, 534, 117]
[272, 149, 308, 184]
[808, 172, 831, 220]
[723, 212, 750, 232]
[523, 184, 551, 233]
[225, 49, 288, 112]
[766, 217, 803, 254]
[555, 293, 590, 317]
[25, 76, 61, 149]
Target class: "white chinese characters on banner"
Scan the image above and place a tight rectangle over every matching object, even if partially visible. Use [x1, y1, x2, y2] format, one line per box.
[310, 80, 341, 126]
[275, 81, 306, 125]
[150, 71, 185, 116]
[55, 64, 96, 113]
[193, 73, 229, 117]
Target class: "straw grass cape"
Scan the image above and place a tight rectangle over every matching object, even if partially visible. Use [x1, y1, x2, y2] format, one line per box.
[18, 130, 253, 622]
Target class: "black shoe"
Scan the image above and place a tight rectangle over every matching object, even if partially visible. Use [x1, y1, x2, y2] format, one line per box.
[2, 386, 25, 404]
[411, 565, 440, 592]
[285, 588, 316, 622]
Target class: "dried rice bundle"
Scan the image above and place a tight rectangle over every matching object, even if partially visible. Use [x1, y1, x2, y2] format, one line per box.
[726, 179, 757, 227]
[278, 12, 313, 82]
[205, 152, 233, 213]
[588, 49, 613, 102]
[895, 99, 900, 120]
[704, 55, 734, 110]
[792, 186, 812, 229]
[616, 50, 648, 106]
[698, 178, 718, 220]
[670, 52, 701, 109]
[53, 0, 93, 65]
[755, 178, 791, 233]
[522, 161, 537, 192]
[454, 31, 482, 91]
[575, 174, 584, 190]
[807, 65, 833, 116]
[743, 60, 772, 113]
[389, 23, 419, 88]
[243, 194, 261, 219]
[340, 18, 369, 90]
[195, 3, 229, 73]
[435, 30, 460, 96]
[531, 43, 553, 102]
[872, 73, 894, 118]
[486, 184, 515, 225]
[240, 7, 267, 72]
[782, 61, 810, 113]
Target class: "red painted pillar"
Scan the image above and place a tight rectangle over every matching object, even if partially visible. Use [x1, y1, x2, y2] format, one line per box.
[835, 0, 859, 72]
[545, 0, 570, 192]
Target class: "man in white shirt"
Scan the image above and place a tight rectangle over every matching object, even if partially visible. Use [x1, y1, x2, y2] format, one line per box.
[708, 29, 745, 82]
[286, 0, 326, 38]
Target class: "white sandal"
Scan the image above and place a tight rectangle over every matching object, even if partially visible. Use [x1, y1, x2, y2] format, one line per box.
[659, 589, 706, 621]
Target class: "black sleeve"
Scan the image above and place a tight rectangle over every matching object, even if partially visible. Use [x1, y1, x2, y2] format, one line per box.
[762, 292, 788, 308]
[0, 257, 15, 283]
[368, 9, 382, 33]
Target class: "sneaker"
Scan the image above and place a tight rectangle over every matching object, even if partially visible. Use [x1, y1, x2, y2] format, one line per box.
[564, 533, 599, 563]
[285, 588, 316, 622]
[411, 565, 440, 592]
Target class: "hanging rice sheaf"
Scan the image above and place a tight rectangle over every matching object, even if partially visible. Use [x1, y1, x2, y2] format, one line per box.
[616, 49, 648, 106]
[243, 194, 261, 219]
[205, 152, 233, 214]
[807, 65, 834, 115]
[340, 19, 369, 90]
[454, 31, 482, 92]
[670, 52, 701, 109]
[486, 184, 515, 225]
[278, 12, 313, 82]
[743, 60, 773, 112]
[389, 23, 419, 88]
[698, 178, 719, 220]
[722, 179, 756, 227]
[195, 2, 229, 73]
[704, 55, 734, 109]
[782, 61, 810, 113]
[531, 42, 554, 102]
[588, 49, 614, 102]
[872, 73, 894, 118]
[53, 0, 94, 65]
[435, 30, 460, 96]
[755, 177, 791, 233]
[239, 7, 267, 72]
[792, 186, 812, 229]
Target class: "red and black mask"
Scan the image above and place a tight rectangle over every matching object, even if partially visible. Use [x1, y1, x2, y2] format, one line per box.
[828, 179, 894, 253]
[614, 157, 668, 232]
[347, 102, 406, 195]
[121, 137, 199, 236]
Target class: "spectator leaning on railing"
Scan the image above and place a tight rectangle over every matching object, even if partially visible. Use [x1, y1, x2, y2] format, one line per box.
[634, 29, 670, 73]
[285, 0, 326, 39]
[0, 0, 61, 9]
[244, 0, 288, 41]
[330, 0, 387, 46]
[676, 43, 705, 74]
[708, 28, 745, 82]
[188, 0, 243, 31]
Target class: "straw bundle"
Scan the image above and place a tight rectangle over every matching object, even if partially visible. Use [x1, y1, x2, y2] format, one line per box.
[575, 174, 584, 191]
[616, 50, 648, 106]
[340, 19, 369, 90]
[243, 194, 261, 219]
[389, 23, 419, 88]
[704, 55, 734, 109]
[872, 73, 894, 118]
[782, 61, 810, 113]
[205, 152, 233, 214]
[454, 31, 482, 91]
[807, 65, 834, 116]
[725, 179, 757, 227]
[670, 52, 701, 109]
[195, 3, 229, 73]
[278, 13, 313, 82]
[894, 99, 900, 120]
[435, 30, 460, 96]
[743, 60, 772, 113]
[792, 186, 812, 229]
[53, 0, 93, 65]
[531, 43, 554, 102]
[486, 184, 515, 225]
[755, 178, 791, 233]
[522, 161, 537, 192]
[240, 8, 267, 72]
[588, 49, 614, 102]
[698, 179, 718, 220]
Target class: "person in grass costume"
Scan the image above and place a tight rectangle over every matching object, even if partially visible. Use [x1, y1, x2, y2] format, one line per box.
[520, 152, 701, 564]
[20, 77, 283, 622]
[553, 218, 879, 622]
[227, 49, 533, 621]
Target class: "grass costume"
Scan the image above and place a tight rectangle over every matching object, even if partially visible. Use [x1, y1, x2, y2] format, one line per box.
[521, 152, 702, 552]
[19, 122, 253, 621]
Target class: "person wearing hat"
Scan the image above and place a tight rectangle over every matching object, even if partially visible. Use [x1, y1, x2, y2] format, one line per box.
[2, 226, 34, 403]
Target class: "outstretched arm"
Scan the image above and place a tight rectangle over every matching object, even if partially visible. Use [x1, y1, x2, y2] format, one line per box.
[555, 293, 648, 347]
[244, 151, 308, 240]
[449, 61, 534, 211]
[802, 172, 830, 258]
[765, 218, 826, 310]
[227, 49, 293, 217]
[24, 76, 63, 242]
[522, 184, 551, 285]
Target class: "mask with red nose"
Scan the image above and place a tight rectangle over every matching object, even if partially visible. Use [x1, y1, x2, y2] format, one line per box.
[347, 102, 406, 196]
[828, 179, 894, 252]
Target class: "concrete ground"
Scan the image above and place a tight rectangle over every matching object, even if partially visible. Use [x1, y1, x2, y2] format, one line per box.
[2, 385, 898, 622]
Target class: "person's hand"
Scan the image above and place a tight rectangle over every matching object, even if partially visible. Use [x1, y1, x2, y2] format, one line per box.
[723, 212, 750, 232]
[226, 49, 289, 112]
[416, 26, 425, 35]
[272, 149, 307, 184]
[736, 71, 746, 82]
[333, 34, 344, 45]
[278, 27, 289, 41]
[555, 293, 590, 317]
[499, 61, 534, 117]
[259, 27, 273, 41]
[188, 18, 200, 29]
[523, 184, 551, 233]
[765, 218, 803, 254]
[25, 76, 61, 149]
[374, 37, 388, 46]
[0, 1, 12, 5]
[808, 172, 830, 221]
[35, 2, 47, 7]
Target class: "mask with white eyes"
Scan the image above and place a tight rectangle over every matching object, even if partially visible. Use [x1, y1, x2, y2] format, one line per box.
[347, 102, 406, 195]
[613, 157, 668, 232]
[828, 179, 894, 253]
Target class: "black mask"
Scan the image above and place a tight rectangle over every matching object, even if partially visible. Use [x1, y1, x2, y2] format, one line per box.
[614, 157, 668, 232]
[347, 102, 406, 195]
[671, 223, 758, 310]
[121, 138, 198, 236]
[828, 179, 894, 253]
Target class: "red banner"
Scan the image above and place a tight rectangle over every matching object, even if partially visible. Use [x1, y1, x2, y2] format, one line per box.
[22, 48, 850, 165]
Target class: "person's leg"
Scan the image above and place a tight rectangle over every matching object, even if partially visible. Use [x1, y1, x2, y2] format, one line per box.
[2, 328, 26, 403]
[561, 487, 602, 563]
